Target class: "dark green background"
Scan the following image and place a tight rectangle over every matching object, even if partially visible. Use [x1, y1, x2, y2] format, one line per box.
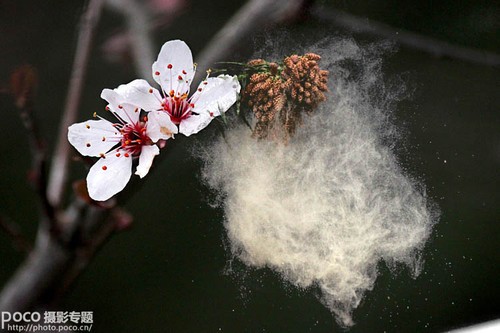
[0, 0, 498, 332]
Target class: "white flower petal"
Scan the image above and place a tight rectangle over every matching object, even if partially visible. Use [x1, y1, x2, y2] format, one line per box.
[135, 145, 160, 178]
[87, 153, 133, 201]
[101, 86, 142, 124]
[115, 79, 163, 112]
[146, 111, 178, 142]
[179, 75, 240, 136]
[179, 112, 212, 137]
[68, 120, 120, 157]
[191, 75, 240, 118]
[152, 40, 195, 96]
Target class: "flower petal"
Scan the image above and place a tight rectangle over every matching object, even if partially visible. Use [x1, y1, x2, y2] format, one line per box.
[101, 83, 143, 124]
[146, 111, 178, 142]
[179, 75, 240, 136]
[87, 153, 132, 201]
[178, 112, 212, 137]
[190, 75, 240, 118]
[152, 40, 195, 96]
[115, 79, 163, 112]
[68, 119, 120, 157]
[135, 145, 160, 178]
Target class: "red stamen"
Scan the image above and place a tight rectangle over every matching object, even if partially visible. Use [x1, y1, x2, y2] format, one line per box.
[119, 122, 152, 156]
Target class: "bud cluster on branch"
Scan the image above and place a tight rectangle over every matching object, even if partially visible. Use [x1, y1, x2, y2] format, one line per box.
[241, 53, 329, 142]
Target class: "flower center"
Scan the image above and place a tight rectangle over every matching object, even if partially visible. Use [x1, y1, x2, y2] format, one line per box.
[120, 121, 151, 156]
[162, 93, 193, 125]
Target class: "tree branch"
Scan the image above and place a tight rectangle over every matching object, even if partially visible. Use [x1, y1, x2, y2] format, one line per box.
[310, 6, 500, 67]
[194, 0, 311, 83]
[105, 0, 155, 79]
[47, 0, 105, 208]
[0, 204, 113, 313]
[11, 67, 58, 233]
[1, 0, 312, 316]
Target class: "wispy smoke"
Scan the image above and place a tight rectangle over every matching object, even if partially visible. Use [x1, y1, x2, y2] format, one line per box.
[200, 37, 437, 327]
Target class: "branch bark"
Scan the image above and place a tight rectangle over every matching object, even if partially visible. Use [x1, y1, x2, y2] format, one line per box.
[47, 0, 105, 208]
[311, 6, 500, 67]
[105, 0, 155, 79]
[0, 204, 112, 313]
[1, 0, 314, 315]
[194, 0, 311, 84]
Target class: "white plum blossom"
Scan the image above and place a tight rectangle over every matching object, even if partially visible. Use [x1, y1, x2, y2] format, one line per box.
[67, 39, 240, 201]
[116, 39, 241, 136]
[68, 82, 177, 201]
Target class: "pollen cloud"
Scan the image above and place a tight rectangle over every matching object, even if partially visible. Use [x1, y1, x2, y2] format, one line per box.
[200, 38, 437, 327]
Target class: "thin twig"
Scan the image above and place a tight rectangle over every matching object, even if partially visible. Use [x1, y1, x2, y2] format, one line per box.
[54, 207, 128, 303]
[47, 0, 105, 208]
[11, 65, 57, 229]
[311, 6, 500, 67]
[105, 0, 155, 79]
[0, 204, 111, 313]
[1, 0, 311, 315]
[194, 0, 311, 84]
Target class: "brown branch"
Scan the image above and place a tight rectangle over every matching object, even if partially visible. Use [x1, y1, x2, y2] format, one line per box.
[105, 0, 155, 79]
[47, 0, 105, 208]
[310, 6, 500, 67]
[54, 207, 131, 303]
[10, 65, 57, 232]
[2, 0, 311, 316]
[194, 0, 311, 84]
[0, 203, 113, 313]
[0, 0, 108, 314]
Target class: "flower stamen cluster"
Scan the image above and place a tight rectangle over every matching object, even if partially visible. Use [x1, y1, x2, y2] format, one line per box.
[241, 53, 329, 143]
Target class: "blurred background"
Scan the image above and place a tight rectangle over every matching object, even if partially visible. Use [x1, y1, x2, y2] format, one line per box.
[0, 0, 498, 332]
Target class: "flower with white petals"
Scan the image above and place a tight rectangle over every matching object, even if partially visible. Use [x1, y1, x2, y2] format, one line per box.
[68, 82, 177, 201]
[116, 39, 241, 136]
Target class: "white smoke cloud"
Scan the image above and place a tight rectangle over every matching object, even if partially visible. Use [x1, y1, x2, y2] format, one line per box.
[200, 37, 437, 327]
